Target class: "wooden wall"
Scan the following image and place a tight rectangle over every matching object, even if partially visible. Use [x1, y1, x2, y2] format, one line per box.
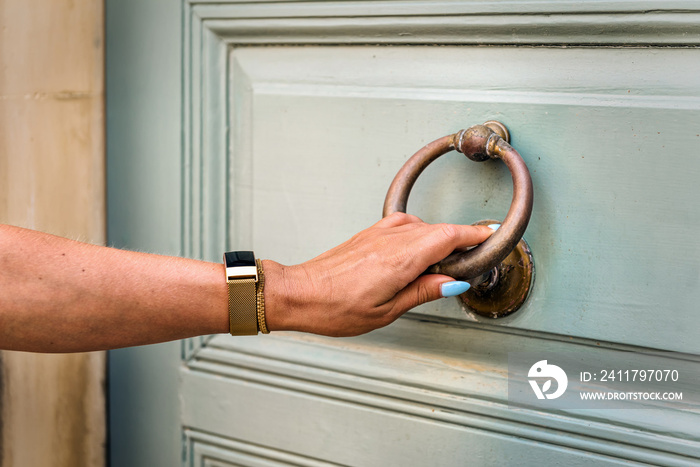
[0, 0, 106, 465]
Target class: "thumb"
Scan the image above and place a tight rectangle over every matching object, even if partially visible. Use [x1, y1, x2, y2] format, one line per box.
[388, 275, 470, 316]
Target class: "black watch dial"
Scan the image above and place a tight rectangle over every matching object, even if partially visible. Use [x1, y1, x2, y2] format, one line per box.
[224, 251, 255, 268]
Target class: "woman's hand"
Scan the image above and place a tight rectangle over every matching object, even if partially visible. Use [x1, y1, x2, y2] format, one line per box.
[263, 212, 494, 337]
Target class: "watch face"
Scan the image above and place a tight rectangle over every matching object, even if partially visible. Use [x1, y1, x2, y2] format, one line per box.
[224, 251, 255, 267]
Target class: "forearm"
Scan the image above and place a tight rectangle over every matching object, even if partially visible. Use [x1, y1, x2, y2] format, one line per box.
[0, 214, 492, 352]
[0, 224, 229, 352]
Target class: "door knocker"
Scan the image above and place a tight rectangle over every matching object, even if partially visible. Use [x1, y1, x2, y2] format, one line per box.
[383, 121, 534, 318]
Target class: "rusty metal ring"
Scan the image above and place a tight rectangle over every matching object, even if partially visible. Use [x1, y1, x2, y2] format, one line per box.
[382, 121, 533, 281]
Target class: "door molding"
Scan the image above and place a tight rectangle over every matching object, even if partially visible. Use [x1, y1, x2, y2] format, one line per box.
[181, 3, 700, 465]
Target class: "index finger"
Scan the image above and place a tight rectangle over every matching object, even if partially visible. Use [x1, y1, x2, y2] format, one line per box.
[406, 223, 495, 269]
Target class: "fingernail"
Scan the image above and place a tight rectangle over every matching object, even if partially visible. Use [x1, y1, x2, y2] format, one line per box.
[488, 224, 501, 231]
[441, 281, 471, 297]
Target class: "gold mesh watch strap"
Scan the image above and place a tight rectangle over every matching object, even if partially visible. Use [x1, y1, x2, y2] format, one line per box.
[227, 277, 258, 335]
[255, 259, 269, 334]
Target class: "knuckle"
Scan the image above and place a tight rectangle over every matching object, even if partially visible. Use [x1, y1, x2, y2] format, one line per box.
[414, 283, 432, 307]
[438, 223, 459, 242]
[389, 212, 411, 224]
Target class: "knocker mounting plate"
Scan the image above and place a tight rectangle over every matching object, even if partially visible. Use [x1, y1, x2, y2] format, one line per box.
[459, 220, 534, 319]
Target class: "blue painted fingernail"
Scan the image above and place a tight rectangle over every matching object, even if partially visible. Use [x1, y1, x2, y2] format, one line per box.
[441, 281, 471, 297]
[488, 224, 501, 231]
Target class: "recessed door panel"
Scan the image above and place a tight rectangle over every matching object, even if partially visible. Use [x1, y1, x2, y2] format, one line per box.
[224, 46, 700, 353]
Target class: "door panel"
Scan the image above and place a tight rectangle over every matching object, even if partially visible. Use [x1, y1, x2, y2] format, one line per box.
[109, 1, 700, 466]
[226, 46, 700, 353]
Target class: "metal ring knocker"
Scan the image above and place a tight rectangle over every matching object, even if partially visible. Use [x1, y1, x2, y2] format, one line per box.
[383, 121, 535, 318]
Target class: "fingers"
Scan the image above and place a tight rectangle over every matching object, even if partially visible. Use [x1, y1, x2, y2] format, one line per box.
[397, 224, 494, 271]
[367, 218, 495, 281]
[373, 213, 495, 254]
[436, 223, 494, 250]
[374, 212, 423, 229]
[385, 274, 458, 318]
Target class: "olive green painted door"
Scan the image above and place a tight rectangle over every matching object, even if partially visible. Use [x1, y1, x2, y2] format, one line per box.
[108, 1, 700, 466]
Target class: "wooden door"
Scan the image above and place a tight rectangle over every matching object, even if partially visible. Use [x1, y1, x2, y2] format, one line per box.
[107, 1, 700, 465]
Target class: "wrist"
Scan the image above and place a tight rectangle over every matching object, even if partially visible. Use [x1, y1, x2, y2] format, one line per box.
[261, 259, 309, 333]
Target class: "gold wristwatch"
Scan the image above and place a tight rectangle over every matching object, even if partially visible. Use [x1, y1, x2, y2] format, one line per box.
[224, 251, 259, 335]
